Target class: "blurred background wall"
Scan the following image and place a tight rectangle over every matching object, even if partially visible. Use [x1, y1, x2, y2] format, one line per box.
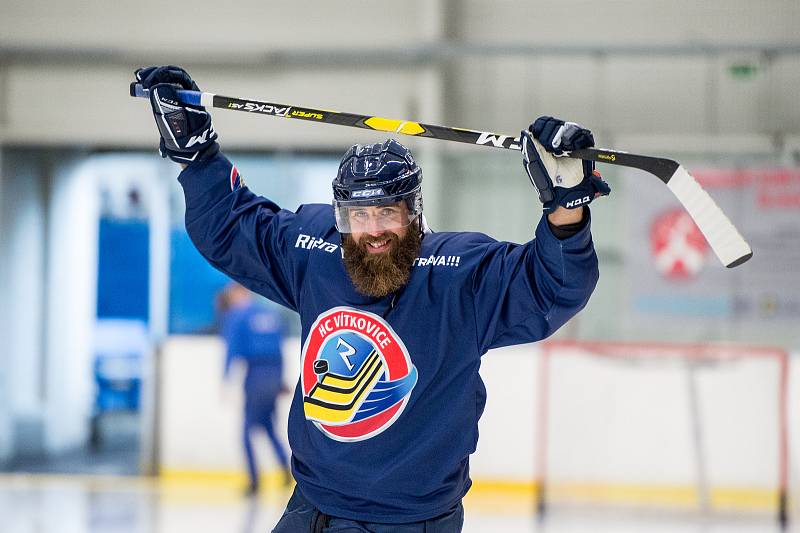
[0, 0, 798, 498]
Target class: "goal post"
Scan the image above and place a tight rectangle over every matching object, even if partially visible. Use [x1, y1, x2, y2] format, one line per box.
[534, 340, 789, 528]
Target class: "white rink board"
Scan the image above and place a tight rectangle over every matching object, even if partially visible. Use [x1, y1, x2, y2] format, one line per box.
[540, 346, 782, 488]
[159, 336, 297, 473]
[159, 336, 799, 495]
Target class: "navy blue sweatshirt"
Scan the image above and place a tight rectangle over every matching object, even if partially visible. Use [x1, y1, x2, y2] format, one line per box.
[179, 152, 598, 523]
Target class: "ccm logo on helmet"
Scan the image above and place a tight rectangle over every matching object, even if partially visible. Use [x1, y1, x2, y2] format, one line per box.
[351, 188, 385, 199]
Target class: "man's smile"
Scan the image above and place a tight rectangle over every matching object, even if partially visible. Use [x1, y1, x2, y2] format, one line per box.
[365, 238, 392, 254]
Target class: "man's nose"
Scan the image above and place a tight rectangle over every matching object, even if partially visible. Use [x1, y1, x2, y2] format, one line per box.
[364, 216, 385, 235]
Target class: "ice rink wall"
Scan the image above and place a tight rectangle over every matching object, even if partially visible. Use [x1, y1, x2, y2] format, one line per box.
[158, 336, 797, 512]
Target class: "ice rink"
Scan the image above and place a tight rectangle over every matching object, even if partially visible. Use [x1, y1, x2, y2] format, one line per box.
[0, 475, 786, 533]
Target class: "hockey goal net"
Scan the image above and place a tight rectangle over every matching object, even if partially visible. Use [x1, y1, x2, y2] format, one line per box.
[535, 340, 788, 527]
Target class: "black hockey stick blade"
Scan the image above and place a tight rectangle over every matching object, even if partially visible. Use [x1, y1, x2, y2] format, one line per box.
[570, 148, 752, 268]
[130, 84, 752, 267]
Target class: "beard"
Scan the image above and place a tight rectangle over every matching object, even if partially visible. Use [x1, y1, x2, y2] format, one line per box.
[342, 222, 422, 298]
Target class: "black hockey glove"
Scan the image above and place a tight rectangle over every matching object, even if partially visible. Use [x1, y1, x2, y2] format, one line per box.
[134, 65, 219, 164]
[521, 116, 610, 212]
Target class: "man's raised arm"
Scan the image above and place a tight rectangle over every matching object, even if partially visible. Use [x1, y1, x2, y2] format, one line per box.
[134, 65, 304, 311]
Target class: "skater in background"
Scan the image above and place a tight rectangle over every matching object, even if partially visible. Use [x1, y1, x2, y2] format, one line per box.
[219, 282, 291, 495]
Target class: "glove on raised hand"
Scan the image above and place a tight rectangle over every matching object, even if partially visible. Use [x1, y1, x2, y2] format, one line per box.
[135, 65, 219, 164]
[521, 116, 610, 212]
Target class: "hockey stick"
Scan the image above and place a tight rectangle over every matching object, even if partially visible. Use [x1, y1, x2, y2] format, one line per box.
[131, 83, 752, 268]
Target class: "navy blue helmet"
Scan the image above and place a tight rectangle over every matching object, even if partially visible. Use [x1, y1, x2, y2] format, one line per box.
[332, 139, 423, 233]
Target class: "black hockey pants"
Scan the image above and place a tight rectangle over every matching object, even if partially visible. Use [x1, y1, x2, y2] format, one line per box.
[271, 486, 464, 532]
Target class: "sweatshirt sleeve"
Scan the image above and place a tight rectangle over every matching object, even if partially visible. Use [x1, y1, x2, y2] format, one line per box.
[178, 152, 306, 312]
[471, 211, 599, 353]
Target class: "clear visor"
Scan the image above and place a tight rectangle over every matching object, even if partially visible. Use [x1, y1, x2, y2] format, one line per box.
[334, 201, 419, 234]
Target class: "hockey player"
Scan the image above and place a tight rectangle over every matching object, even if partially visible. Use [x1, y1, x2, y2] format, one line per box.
[135, 65, 609, 532]
[219, 282, 291, 495]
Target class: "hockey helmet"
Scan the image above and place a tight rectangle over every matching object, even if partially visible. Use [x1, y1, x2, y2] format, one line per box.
[332, 139, 422, 233]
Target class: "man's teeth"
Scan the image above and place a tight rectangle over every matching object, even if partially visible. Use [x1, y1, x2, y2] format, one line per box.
[368, 240, 389, 248]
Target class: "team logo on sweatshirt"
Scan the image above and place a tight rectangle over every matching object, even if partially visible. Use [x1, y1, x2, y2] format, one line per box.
[229, 165, 244, 191]
[301, 307, 418, 442]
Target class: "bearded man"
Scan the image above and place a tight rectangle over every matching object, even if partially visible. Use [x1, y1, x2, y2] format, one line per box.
[135, 65, 609, 533]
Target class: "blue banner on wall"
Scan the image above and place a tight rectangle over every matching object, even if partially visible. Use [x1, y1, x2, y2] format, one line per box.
[169, 228, 230, 334]
[97, 218, 149, 322]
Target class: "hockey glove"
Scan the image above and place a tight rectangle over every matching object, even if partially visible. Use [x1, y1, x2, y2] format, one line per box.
[522, 116, 610, 212]
[134, 65, 219, 164]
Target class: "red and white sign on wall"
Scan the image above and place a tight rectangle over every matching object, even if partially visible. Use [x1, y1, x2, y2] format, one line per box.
[694, 168, 800, 209]
[650, 209, 709, 280]
[625, 166, 800, 325]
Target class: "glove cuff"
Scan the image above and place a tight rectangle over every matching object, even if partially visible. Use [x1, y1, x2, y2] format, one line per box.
[161, 140, 220, 165]
[544, 171, 611, 212]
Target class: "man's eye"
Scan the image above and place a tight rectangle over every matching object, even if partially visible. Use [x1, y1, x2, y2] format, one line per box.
[380, 208, 397, 217]
[352, 211, 368, 219]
